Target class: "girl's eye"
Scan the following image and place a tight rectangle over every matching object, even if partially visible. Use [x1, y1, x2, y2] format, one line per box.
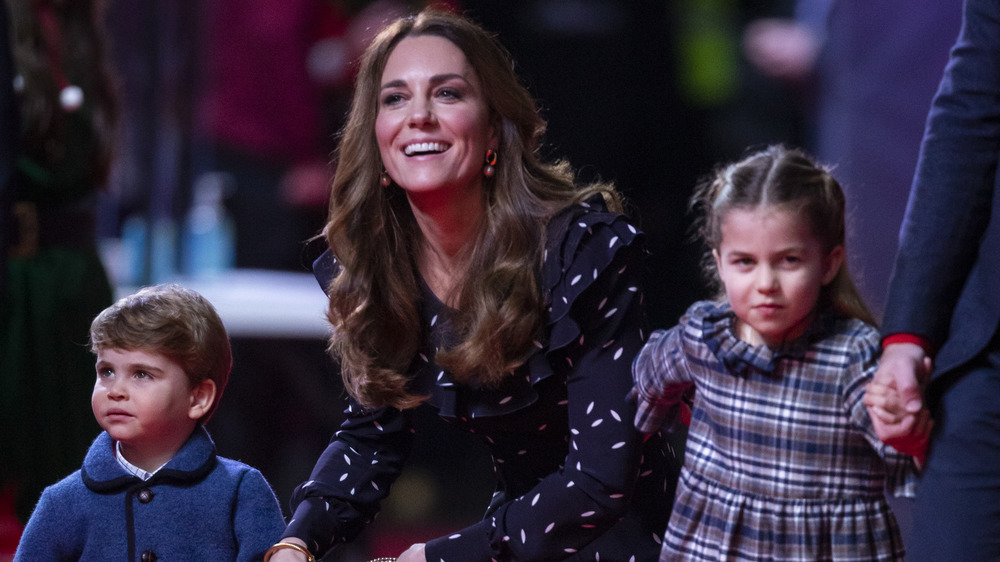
[437, 87, 461, 100]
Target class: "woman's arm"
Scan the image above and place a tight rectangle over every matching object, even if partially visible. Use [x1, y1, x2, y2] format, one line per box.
[280, 403, 416, 559]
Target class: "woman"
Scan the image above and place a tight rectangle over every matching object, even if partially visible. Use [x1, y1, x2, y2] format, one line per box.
[266, 9, 678, 562]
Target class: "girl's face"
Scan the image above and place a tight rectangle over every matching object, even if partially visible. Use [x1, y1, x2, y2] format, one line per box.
[92, 347, 214, 470]
[375, 35, 495, 202]
[713, 206, 844, 347]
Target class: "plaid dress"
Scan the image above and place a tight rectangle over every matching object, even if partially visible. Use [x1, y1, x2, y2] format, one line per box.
[633, 301, 918, 561]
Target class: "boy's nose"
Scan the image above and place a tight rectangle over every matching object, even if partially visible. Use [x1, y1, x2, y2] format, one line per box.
[106, 379, 127, 399]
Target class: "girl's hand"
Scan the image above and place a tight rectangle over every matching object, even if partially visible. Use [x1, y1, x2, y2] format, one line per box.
[396, 543, 426, 562]
[864, 377, 933, 463]
[864, 379, 906, 424]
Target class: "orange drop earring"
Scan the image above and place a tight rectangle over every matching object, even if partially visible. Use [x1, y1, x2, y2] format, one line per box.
[483, 149, 498, 178]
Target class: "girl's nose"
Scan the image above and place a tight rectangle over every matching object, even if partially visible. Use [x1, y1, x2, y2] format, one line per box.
[756, 267, 779, 292]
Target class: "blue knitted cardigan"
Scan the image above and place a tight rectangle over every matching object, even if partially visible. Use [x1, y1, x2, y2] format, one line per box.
[15, 426, 286, 561]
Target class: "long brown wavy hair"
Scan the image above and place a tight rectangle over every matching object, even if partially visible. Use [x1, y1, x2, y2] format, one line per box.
[6, 0, 118, 188]
[690, 144, 876, 326]
[324, 9, 621, 410]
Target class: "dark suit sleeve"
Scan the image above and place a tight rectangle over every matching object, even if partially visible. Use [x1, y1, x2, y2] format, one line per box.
[883, 0, 1000, 348]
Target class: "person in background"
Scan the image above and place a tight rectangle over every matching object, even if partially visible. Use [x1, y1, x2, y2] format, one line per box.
[264, 8, 679, 562]
[633, 145, 920, 561]
[15, 284, 285, 561]
[0, 0, 118, 524]
[866, 0, 1000, 559]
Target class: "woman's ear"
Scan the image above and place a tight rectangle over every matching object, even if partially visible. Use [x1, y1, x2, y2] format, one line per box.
[187, 379, 217, 421]
[822, 245, 845, 285]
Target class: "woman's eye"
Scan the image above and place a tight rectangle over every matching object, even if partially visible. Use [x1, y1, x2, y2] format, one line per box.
[381, 92, 404, 106]
[437, 88, 461, 100]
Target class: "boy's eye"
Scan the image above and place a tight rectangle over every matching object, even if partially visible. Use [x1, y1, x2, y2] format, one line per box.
[133, 371, 152, 380]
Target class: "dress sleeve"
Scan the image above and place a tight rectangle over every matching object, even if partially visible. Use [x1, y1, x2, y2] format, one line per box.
[233, 468, 287, 562]
[632, 325, 694, 434]
[283, 403, 415, 557]
[425, 209, 650, 561]
[842, 325, 919, 498]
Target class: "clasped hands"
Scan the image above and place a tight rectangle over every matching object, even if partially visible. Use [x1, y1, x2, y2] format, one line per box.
[863, 342, 934, 465]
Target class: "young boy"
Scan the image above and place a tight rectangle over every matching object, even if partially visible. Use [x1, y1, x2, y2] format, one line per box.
[14, 284, 286, 561]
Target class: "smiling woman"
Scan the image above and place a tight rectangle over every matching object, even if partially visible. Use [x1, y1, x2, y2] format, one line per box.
[264, 8, 681, 562]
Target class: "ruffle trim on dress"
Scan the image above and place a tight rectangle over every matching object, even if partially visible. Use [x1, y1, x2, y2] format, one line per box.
[693, 300, 835, 378]
[423, 194, 644, 420]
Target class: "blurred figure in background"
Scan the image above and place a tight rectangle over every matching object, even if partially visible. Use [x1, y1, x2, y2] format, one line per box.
[0, 0, 119, 524]
[744, 0, 962, 319]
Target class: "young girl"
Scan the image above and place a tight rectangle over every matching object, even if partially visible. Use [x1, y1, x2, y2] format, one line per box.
[632, 145, 919, 561]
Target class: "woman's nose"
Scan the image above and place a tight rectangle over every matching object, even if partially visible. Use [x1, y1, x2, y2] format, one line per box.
[407, 98, 435, 127]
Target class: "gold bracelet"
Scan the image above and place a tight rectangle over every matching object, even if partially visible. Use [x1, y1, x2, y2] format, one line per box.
[263, 541, 316, 562]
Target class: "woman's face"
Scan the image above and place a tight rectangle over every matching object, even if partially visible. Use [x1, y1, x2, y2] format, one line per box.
[375, 35, 495, 200]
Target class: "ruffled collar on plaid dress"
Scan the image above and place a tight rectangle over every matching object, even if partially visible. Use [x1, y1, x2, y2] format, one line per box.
[696, 300, 838, 378]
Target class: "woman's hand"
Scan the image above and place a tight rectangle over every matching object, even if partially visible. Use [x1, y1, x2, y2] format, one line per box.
[396, 543, 426, 562]
[264, 538, 312, 562]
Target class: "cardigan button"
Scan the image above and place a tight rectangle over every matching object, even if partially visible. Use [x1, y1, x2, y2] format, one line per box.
[140, 550, 157, 562]
[137, 488, 155, 504]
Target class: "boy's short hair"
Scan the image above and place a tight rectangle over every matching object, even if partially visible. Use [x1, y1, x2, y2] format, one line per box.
[90, 284, 232, 424]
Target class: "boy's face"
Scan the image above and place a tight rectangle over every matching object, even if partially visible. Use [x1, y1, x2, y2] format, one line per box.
[92, 347, 211, 466]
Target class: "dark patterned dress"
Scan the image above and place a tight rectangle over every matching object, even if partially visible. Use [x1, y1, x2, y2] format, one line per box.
[285, 196, 680, 561]
[633, 301, 919, 561]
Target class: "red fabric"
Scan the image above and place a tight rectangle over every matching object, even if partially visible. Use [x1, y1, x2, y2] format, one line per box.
[882, 333, 934, 355]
